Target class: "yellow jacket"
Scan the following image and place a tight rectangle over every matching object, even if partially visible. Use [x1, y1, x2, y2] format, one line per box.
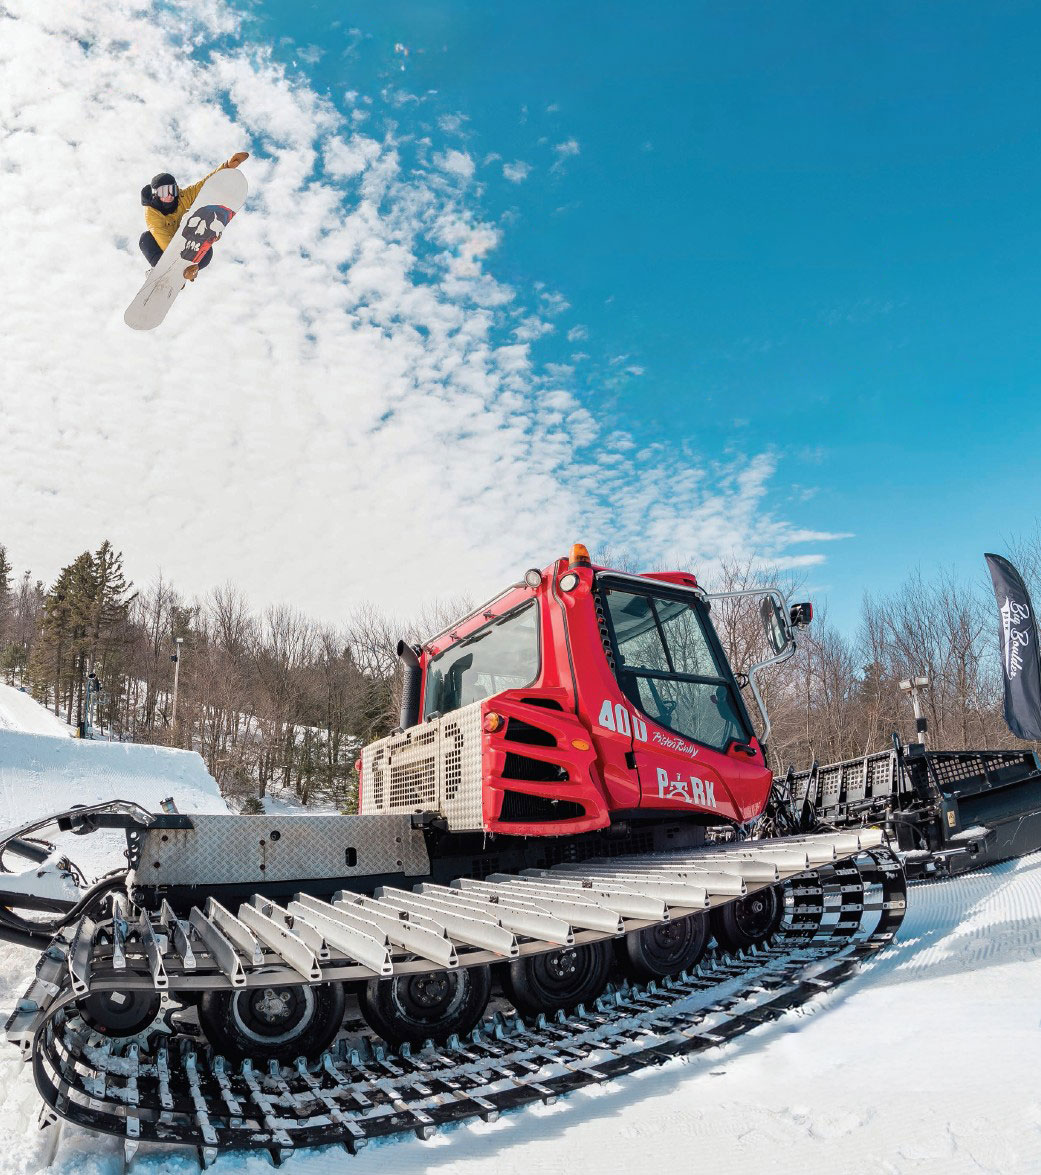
[144, 164, 227, 251]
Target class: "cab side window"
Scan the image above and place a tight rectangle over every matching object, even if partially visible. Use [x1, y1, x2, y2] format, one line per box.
[424, 601, 539, 718]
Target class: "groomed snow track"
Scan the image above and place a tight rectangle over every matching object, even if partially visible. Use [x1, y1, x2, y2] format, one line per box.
[6, 830, 905, 1167]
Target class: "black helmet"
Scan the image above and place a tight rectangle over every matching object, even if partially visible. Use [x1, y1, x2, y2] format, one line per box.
[141, 172, 179, 214]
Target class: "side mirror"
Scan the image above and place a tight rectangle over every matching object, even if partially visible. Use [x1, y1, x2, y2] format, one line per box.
[789, 602, 813, 628]
[760, 597, 791, 656]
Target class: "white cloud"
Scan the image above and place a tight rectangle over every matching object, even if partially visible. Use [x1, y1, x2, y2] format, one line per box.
[0, 0, 842, 625]
[539, 290, 570, 316]
[438, 113, 467, 135]
[502, 160, 531, 184]
[297, 44, 324, 65]
[567, 325, 589, 343]
[545, 362, 574, 380]
[323, 133, 381, 179]
[551, 138, 580, 172]
[433, 148, 475, 181]
[512, 316, 554, 343]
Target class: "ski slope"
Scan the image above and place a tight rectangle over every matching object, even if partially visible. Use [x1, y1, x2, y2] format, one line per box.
[0, 729, 227, 830]
[0, 683, 71, 738]
[0, 688, 1036, 1172]
[0, 682, 228, 878]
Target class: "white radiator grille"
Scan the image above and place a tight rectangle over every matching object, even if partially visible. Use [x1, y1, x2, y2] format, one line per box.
[360, 702, 485, 832]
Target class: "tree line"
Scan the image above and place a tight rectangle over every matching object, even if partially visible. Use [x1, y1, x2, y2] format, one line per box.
[0, 538, 1033, 813]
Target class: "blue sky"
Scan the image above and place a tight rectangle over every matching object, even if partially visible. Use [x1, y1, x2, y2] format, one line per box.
[232, 0, 1041, 626]
[2, 0, 1037, 635]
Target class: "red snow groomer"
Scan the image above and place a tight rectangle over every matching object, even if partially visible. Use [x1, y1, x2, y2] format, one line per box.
[1, 547, 903, 1166]
[361, 543, 792, 841]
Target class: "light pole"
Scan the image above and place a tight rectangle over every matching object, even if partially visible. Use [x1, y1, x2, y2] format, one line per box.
[899, 675, 930, 745]
[171, 637, 184, 732]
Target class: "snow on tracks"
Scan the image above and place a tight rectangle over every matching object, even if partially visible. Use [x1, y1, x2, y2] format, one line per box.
[0, 695, 230, 1173]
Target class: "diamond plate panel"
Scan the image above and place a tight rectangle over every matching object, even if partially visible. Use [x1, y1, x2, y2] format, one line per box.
[360, 702, 485, 831]
[131, 814, 430, 886]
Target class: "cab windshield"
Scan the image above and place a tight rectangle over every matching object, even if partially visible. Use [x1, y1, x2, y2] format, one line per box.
[423, 600, 539, 719]
[600, 582, 751, 752]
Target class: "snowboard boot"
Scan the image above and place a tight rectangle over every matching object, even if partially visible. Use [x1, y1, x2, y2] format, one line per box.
[183, 263, 200, 282]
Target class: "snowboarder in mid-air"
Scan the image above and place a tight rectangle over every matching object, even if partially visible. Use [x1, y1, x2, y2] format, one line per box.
[139, 151, 249, 282]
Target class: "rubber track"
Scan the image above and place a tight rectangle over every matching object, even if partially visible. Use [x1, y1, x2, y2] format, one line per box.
[22, 848, 905, 1167]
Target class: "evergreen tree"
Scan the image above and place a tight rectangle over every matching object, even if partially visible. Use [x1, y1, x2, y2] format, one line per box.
[0, 545, 11, 647]
[83, 542, 135, 668]
[75, 543, 136, 730]
[28, 543, 135, 727]
[0, 545, 12, 678]
[29, 558, 83, 716]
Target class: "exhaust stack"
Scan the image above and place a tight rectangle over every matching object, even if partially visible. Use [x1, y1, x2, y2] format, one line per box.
[397, 641, 422, 730]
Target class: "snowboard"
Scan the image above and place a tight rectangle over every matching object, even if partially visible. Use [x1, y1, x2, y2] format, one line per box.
[124, 167, 248, 331]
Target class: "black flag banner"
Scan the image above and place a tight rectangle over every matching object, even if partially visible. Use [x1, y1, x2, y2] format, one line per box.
[985, 553, 1041, 741]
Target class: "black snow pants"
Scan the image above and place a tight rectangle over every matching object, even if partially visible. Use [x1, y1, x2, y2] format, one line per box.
[139, 231, 212, 270]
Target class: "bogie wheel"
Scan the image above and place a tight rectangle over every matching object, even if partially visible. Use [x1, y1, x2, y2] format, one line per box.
[618, 913, 710, 981]
[360, 965, 491, 1047]
[711, 884, 784, 952]
[79, 987, 162, 1038]
[198, 980, 346, 1063]
[503, 941, 611, 1017]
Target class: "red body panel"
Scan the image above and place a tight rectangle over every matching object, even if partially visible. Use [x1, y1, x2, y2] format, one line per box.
[415, 556, 775, 836]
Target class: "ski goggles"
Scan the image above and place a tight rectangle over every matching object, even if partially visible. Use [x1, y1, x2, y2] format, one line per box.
[153, 183, 177, 203]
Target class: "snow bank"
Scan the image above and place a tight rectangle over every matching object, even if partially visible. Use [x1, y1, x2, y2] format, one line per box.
[0, 683, 71, 738]
[0, 730, 227, 832]
[0, 727, 229, 879]
[0, 681, 226, 827]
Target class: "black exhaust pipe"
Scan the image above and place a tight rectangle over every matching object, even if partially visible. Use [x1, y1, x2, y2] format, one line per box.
[397, 640, 423, 730]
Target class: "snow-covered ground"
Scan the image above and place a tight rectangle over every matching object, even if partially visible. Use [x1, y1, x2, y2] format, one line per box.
[0, 683, 71, 738]
[0, 683, 228, 877]
[0, 729, 227, 830]
[0, 685, 1037, 1173]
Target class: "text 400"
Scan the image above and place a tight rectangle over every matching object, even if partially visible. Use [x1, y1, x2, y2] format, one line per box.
[598, 701, 648, 741]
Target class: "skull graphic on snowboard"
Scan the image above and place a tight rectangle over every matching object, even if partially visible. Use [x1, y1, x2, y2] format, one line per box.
[125, 168, 248, 331]
[180, 205, 235, 265]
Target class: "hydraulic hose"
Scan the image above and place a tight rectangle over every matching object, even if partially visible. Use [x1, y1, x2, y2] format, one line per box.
[0, 872, 127, 948]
